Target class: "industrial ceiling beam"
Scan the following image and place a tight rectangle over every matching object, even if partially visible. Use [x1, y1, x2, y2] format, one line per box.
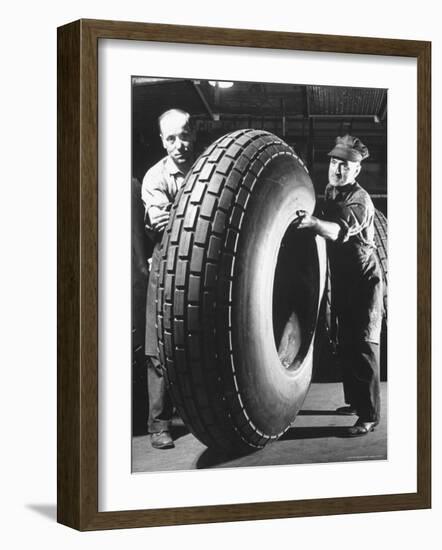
[191, 81, 216, 121]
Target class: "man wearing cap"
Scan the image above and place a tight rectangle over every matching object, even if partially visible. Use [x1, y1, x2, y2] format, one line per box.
[141, 108, 196, 449]
[295, 135, 383, 437]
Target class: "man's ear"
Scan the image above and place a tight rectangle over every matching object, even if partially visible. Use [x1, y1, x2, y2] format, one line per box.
[355, 163, 362, 178]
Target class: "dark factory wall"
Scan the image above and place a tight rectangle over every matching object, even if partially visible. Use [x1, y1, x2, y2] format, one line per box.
[132, 78, 387, 202]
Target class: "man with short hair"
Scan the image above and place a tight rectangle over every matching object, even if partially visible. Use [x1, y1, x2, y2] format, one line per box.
[141, 109, 196, 449]
[295, 135, 383, 437]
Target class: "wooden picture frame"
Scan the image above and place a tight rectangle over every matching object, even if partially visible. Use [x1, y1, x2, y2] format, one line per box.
[57, 18, 431, 530]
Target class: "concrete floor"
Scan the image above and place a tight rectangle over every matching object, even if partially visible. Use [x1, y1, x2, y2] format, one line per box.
[132, 382, 387, 473]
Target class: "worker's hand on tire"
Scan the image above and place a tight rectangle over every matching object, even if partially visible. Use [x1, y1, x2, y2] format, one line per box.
[149, 205, 171, 232]
[294, 210, 316, 229]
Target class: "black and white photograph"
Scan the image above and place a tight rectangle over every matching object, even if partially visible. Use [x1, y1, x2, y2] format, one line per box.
[131, 77, 388, 473]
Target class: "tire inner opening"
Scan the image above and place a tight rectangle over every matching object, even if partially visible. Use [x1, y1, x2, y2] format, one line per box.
[273, 226, 320, 371]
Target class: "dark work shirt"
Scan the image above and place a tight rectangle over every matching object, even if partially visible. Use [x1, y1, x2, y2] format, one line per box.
[323, 181, 383, 343]
[324, 182, 376, 250]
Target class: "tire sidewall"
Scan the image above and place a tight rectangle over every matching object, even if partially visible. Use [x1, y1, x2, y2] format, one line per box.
[232, 155, 326, 435]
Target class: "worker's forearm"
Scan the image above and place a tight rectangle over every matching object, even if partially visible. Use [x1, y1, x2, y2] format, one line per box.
[312, 218, 341, 241]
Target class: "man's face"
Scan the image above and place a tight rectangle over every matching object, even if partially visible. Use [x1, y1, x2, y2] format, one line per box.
[328, 157, 361, 187]
[160, 113, 194, 166]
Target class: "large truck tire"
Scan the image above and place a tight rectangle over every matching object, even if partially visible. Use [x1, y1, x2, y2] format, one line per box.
[373, 208, 388, 318]
[373, 208, 388, 380]
[157, 129, 327, 451]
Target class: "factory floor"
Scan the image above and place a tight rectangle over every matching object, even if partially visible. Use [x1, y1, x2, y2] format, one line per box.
[132, 382, 387, 472]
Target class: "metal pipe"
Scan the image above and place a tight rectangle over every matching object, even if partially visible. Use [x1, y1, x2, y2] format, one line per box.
[192, 82, 216, 121]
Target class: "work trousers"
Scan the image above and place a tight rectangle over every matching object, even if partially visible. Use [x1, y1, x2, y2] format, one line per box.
[339, 338, 380, 423]
[330, 248, 383, 424]
[145, 242, 173, 433]
[146, 356, 173, 433]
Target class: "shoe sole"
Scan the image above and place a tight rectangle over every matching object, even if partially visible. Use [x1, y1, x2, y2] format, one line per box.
[343, 425, 376, 438]
[151, 443, 175, 449]
[336, 408, 357, 415]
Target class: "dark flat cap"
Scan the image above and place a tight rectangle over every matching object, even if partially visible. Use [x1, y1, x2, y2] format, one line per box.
[328, 134, 370, 162]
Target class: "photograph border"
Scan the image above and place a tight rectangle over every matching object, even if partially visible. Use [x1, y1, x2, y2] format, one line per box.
[57, 18, 431, 531]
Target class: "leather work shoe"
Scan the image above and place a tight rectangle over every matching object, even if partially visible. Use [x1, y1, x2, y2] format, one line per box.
[344, 420, 377, 437]
[150, 431, 174, 449]
[336, 405, 357, 415]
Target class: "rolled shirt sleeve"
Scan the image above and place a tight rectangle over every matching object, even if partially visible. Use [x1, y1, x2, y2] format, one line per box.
[332, 201, 372, 243]
[141, 160, 172, 231]
[142, 155, 189, 238]
[324, 183, 376, 248]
